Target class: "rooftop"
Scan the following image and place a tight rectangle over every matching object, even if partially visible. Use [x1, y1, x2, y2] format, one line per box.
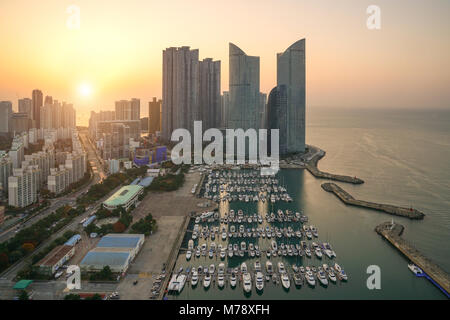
[35, 245, 73, 267]
[96, 234, 143, 249]
[103, 185, 143, 207]
[80, 251, 131, 267]
[13, 280, 33, 290]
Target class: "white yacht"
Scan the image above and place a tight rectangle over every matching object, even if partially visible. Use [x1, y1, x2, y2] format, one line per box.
[218, 274, 225, 288]
[254, 261, 261, 272]
[271, 240, 278, 251]
[241, 262, 248, 273]
[317, 270, 328, 286]
[186, 250, 192, 260]
[168, 274, 187, 293]
[306, 271, 316, 286]
[220, 248, 226, 260]
[243, 273, 252, 293]
[281, 273, 290, 290]
[191, 270, 198, 286]
[328, 269, 337, 283]
[255, 272, 264, 291]
[408, 264, 423, 275]
[203, 273, 211, 288]
[315, 248, 323, 259]
[230, 273, 237, 287]
[334, 263, 342, 273]
[277, 262, 286, 274]
[209, 264, 215, 274]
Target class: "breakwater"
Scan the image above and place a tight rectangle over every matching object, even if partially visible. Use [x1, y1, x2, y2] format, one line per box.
[305, 149, 364, 184]
[321, 182, 425, 219]
[375, 221, 450, 297]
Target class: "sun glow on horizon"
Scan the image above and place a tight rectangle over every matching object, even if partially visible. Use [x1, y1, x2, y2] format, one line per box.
[78, 82, 93, 98]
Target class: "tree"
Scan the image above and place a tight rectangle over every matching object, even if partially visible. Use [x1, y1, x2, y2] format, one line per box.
[18, 290, 29, 300]
[64, 293, 81, 300]
[112, 221, 126, 233]
[22, 243, 35, 253]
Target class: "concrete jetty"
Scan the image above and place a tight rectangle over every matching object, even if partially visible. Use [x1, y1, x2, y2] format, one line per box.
[306, 150, 364, 184]
[322, 182, 425, 219]
[375, 221, 450, 297]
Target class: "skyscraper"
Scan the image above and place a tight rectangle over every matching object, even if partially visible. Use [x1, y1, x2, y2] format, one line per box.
[148, 98, 162, 135]
[115, 99, 140, 121]
[267, 85, 288, 155]
[276, 39, 306, 153]
[199, 58, 221, 130]
[0, 101, 13, 133]
[221, 91, 230, 128]
[228, 43, 260, 131]
[162, 46, 199, 141]
[18, 98, 33, 119]
[32, 89, 43, 128]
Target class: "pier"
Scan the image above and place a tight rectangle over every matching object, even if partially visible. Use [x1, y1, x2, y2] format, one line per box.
[321, 182, 425, 220]
[305, 149, 364, 184]
[375, 221, 450, 297]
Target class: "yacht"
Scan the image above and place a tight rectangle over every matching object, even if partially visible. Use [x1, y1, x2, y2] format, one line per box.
[240, 241, 246, 251]
[209, 264, 215, 274]
[305, 271, 316, 286]
[315, 248, 323, 259]
[317, 270, 328, 286]
[203, 273, 211, 288]
[334, 263, 342, 273]
[186, 250, 192, 260]
[168, 274, 187, 293]
[277, 262, 286, 274]
[254, 261, 261, 272]
[243, 273, 252, 293]
[222, 232, 227, 241]
[328, 269, 337, 283]
[255, 272, 264, 291]
[220, 248, 226, 260]
[191, 270, 198, 286]
[218, 274, 225, 288]
[271, 240, 278, 251]
[266, 261, 273, 274]
[241, 262, 248, 273]
[408, 264, 423, 275]
[230, 273, 237, 287]
[188, 239, 194, 250]
[281, 273, 290, 290]
[294, 273, 302, 287]
[305, 248, 311, 258]
[339, 269, 348, 281]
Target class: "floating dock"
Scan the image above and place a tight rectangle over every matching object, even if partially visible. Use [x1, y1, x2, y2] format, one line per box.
[322, 183, 425, 220]
[375, 221, 450, 298]
[306, 151, 364, 184]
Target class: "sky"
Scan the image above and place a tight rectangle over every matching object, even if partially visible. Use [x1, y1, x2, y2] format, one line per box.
[1, 0, 449, 125]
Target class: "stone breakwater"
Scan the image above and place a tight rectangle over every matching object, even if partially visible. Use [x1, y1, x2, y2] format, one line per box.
[321, 182, 425, 220]
[375, 221, 450, 296]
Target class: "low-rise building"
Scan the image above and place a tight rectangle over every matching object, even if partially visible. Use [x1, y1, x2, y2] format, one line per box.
[34, 245, 75, 276]
[103, 185, 143, 211]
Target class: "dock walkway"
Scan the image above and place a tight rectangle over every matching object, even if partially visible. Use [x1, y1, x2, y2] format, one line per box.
[375, 222, 450, 297]
[322, 182, 425, 220]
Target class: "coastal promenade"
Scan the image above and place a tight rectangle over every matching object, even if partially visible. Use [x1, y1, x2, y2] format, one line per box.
[321, 182, 425, 219]
[375, 221, 450, 297]
[305, 148, 364, 184]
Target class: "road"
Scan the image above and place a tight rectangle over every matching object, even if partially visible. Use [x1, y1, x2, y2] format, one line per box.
[0, 130, 110, 281]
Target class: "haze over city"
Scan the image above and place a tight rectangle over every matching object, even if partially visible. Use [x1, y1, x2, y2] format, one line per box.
[1, 0, 450, 126]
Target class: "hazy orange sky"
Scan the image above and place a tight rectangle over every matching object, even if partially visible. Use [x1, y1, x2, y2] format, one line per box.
[1, 0, 449, 125]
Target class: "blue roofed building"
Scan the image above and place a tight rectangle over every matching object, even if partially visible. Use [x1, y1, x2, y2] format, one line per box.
[80, 234, 144, 273]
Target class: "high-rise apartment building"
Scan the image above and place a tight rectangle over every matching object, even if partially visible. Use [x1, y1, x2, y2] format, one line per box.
[8, 135, 24, 168]
[115, 99, 140, 121]
[18, 98, 33, 119]
[148, 98, 162, 135]
[0, 152, 13, 195]
[0, 101, 13, 133]
[162, 46, 199, 141]
[8, 164, 41, 208]
[199, 58, 221, 130]
[32, 89, 43, 129]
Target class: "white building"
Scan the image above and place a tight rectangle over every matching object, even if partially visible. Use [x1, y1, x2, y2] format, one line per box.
[0, 152, 12, 195]
[8, 136, 24, 169]
[8, 164, 41, 208]
[0, 101, 13, 133]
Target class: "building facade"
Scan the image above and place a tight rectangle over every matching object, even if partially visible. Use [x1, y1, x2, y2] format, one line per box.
[148, 98, 162, 135]
[32, 89, 43, 129]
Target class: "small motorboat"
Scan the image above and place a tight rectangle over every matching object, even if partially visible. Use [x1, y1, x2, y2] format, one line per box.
[408, 264, 423, 275]
[191, 270, 198, 286]
[203, 273, 211, 288]
[186, 250, 192, 260]
[230, 273, 237, 287]
[281, 273, 290, 290]
[255, 272, 264, 291]
[294, 273, 302, 287]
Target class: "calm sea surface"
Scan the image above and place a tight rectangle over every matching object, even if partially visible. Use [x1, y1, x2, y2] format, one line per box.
[170, 107, 450, 300]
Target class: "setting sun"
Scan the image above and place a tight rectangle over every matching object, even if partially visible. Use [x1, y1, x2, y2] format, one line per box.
[78, 82, 92, 97]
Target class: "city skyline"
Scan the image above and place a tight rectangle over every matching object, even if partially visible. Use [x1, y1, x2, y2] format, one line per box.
[1, 0, 450, 122]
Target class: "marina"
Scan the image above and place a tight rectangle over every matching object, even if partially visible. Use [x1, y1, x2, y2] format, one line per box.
[164, 168, 349, 298]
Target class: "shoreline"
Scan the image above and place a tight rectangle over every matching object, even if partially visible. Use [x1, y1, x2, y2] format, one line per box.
[321, 182, 425, 220]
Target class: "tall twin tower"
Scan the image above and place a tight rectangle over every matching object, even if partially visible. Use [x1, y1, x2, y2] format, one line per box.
[162, 39, 306, 154]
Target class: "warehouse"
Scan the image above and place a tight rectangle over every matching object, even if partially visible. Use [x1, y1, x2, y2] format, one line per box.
[79, 234, 144, 273]
[103, 185, 143, 211]
[34, 245, 75, 276]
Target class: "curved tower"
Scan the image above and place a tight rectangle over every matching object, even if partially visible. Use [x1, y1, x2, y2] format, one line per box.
[277, 39, 306, 153]
[228, 43, 260, 130]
